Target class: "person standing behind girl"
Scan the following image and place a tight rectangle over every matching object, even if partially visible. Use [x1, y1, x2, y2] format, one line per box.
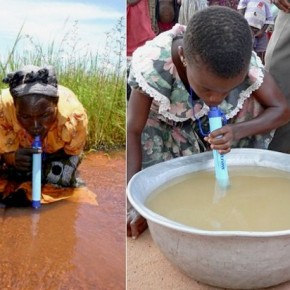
[178, 0, 208, 25]
[238, 0, 274, 64]
[265, 0, 290, 153]
[156, 0, 180, 33]
[127, 0, 156, 100]
[127, 0, 156, 58]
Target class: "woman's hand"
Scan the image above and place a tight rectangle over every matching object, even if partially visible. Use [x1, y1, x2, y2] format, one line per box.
[204, 124, 234, 154]
[14, 148, 41, 172]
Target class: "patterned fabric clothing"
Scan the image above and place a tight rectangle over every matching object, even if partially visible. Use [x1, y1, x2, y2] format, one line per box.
[0, 85, 88, 205]
[0, 153, 84, 206]
[128, 24, 274, 168]
[0, 85, 87, 156]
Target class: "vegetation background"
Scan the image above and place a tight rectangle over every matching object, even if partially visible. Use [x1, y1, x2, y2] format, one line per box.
[0, 17, 126, 152]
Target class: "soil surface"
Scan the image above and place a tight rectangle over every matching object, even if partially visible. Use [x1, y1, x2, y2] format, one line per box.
[127, 229, 290, 290]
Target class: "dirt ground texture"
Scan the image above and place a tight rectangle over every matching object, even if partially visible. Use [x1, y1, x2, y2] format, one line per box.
[127, 229, 290, 290]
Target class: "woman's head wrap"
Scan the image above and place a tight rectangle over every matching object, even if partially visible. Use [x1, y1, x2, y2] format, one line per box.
[3, 65, 58, 98]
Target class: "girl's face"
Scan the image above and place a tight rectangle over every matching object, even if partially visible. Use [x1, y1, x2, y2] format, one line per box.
[14, 95, 58, 139]
[186, 60, 247, 107]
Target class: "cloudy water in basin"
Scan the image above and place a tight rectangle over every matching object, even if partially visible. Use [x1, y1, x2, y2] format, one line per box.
[146, 167, 290, 232]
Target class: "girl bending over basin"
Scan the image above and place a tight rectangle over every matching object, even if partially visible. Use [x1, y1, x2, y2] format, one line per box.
[127, 6, 290, 238]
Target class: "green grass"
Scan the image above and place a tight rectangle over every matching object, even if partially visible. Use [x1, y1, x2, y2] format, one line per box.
[0, 18, 126, 152]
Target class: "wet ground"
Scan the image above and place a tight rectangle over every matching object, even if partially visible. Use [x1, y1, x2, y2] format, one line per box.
[0, 151, 126, 290]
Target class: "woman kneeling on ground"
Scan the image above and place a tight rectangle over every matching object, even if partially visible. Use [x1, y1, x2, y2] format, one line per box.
[0, 65, 88, 206]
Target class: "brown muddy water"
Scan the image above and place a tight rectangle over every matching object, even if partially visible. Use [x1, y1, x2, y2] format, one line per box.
[146, 166, 290, 232]
[0, 151, 126, 290]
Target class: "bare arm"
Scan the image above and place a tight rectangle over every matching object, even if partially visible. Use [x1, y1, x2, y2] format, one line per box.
[272, 0, 290, 12]
[127, 88, 153, 183]
[127, 88, 152, 239]
[231, 71, 290, 141]
[207, 71, 290, 153]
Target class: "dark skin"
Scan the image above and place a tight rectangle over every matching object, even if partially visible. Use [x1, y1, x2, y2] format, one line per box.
[12, 95, 58, 172]
[272, 0, 290, 12]
[158, 0, 175, 24]
[127, 38, 290, 238]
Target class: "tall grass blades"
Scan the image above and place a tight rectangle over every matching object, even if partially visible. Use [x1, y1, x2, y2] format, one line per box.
[0, 17, 126, 151]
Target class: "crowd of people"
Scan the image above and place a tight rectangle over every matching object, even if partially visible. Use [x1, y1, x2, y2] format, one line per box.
[127, 0, 290, 238]
[127, 0, 278, 67]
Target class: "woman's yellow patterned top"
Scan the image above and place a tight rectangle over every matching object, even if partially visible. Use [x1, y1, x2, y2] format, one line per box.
[0, 85, 88, 156]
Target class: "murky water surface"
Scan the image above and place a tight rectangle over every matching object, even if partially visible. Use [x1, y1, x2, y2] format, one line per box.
[0, 152, 125, 290]
[146, 166, 290, 232]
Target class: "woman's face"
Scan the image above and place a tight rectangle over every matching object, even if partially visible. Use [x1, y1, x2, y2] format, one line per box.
[14, 94, 58, 138]
[186, 60, 248, 107]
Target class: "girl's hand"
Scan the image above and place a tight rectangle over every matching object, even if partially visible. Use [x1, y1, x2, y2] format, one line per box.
[204, 124, 234, 154]
[14, 148, 41, 172]
[127, 199, 148, 239]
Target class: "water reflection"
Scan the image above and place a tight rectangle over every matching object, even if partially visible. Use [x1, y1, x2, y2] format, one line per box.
[0, 202, 79, 288]
[0, 152, 125, 290]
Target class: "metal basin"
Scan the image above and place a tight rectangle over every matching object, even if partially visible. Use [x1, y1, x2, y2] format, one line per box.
[127, 149, 290, 289]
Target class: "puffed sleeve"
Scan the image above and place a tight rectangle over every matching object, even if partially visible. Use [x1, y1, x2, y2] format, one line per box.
[57, 86, 88, 155]
[0, 89, 20, 154]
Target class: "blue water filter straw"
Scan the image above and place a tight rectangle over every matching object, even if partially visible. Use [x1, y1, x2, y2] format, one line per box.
[32, 136, 42, 209]
[208, 107, 230, 188]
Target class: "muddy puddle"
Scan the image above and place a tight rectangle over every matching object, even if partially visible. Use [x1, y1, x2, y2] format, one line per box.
[0, 151, 126, 290]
